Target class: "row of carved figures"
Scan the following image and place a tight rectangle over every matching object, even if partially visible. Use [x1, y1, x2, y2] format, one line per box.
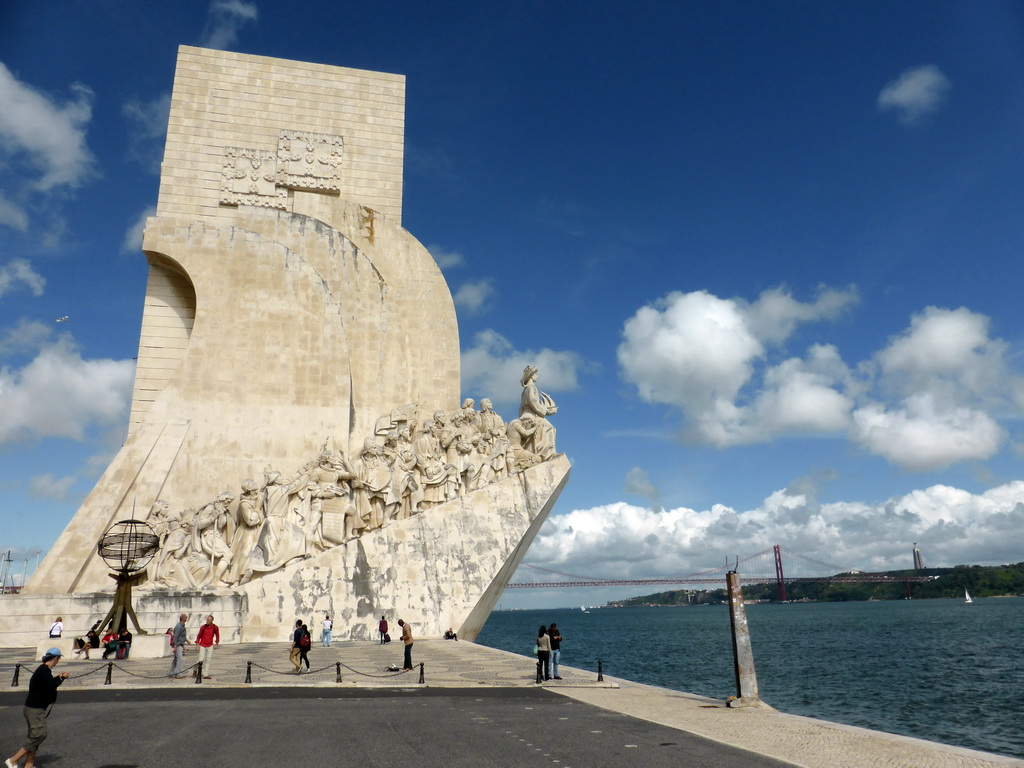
[143, 366, 558, 590]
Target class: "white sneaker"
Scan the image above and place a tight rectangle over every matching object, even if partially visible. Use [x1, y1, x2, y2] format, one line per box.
[7, 757, 21, 768]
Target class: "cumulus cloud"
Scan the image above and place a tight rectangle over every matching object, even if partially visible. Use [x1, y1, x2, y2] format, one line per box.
[461, 329, 586, 406]
[878, 65, 951, 124]
[520, 480, 1024, 586]
[619, 288, 1024, 469]
[122, 93, 170, 173]
[427, 244, 464, 270]
[199, 0, 259, 50]
[0, 336, 135, 445]
[0, 61, 95, 190]
[0, 258, 45, 298]
[851, 396, 1004, 471]
[453, 279, 494, 314]
[618, 287, 857, 446]
[122, 205, 156, 253]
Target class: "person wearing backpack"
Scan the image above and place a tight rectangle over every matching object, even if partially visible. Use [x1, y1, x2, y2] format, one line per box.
[298, 623, 312, 672]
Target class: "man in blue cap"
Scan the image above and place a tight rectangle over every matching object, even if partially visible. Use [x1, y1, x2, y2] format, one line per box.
[5, 647, 69, 768]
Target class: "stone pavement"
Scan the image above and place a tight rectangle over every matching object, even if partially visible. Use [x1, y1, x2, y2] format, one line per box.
[2, 640, 1021, 768]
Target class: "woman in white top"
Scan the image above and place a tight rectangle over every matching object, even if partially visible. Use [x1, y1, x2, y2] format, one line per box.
[48, 617, 64, 638]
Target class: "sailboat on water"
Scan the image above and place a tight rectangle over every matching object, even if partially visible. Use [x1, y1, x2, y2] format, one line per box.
[964, 589, 973, 604]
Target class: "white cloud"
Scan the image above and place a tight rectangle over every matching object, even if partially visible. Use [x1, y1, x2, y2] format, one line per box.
[28, 472, 77, 501]
[122, 205, 156, 253]
[0, 192, 28, 231]
[619, 289, 1024, 469]
[199, 0, 259, 50]
[0, 61, 95, 190]
[427, 243, 464, 270]
[521, 480, 1024, 585]
[0, 337, 134, 445]
[453, 279, 494, 314]
[878, 65, 951, 125]
[618, 287, 857, 446]
[851, 395, 1004, 471]
[122, 93, 170, 173]
[461, 329, 586, 407]
[0, 258, 45, 298]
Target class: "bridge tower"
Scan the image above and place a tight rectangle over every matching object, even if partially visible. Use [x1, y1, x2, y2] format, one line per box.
[773, 545, 788, 602]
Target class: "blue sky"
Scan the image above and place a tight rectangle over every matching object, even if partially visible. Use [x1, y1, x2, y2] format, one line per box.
[2, 1, 1024, 607]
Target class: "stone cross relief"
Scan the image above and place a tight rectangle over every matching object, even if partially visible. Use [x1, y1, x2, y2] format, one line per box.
[143, 367, 559, 590]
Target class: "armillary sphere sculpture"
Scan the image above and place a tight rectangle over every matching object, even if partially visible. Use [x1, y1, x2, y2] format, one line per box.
[96, 519, 160, 635]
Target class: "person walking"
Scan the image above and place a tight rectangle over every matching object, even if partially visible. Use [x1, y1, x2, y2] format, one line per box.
[398, 619, 413, 670]
[549, 623, 563, 680]
[535, 625, 551, 681]
[195, 615, 219, 679]
[321, 615, 333, 647]
[298, 623, 311, 672]
[289, 620, 303, 673]
[378, 615, 388, 644]
[5, 647, 69, 768]
[168, 613, 190, 677]
[47, 617, 63, 639]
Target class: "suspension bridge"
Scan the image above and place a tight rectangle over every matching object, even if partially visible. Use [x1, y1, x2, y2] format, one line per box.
[508, 545, 932, 600]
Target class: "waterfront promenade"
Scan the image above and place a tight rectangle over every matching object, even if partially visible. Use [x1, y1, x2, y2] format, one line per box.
[1, 639, 1019, 768]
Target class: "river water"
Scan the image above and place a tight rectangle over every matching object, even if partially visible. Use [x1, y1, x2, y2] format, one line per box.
[475, 597, 1024, 760]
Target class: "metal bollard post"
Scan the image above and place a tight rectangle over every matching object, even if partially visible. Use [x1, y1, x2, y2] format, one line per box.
[195, 661, 203, 684]
[597, 659, 604, 682]
[245, 661, 252, 684]
[536, 659, 543, 684]
[11, 663, 20, 687]
[418, 662, 424, 684]
[104, 663, 113, 685]
[726, 570, 761, 707]
[335, 662, 342, 683]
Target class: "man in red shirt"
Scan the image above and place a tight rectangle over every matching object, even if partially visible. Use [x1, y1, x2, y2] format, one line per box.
[195, 614, 220, 679]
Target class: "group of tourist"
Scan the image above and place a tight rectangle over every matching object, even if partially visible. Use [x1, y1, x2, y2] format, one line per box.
[534, 623, 564, 681]
[142, 366, 560, 591]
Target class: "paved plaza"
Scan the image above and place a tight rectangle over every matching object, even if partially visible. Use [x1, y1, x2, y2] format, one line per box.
[2, 640, 1021, 768]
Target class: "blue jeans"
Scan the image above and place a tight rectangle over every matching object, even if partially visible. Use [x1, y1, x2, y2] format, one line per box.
[552, 648, 560, 678]
[322, 629, 332, 646]
[169, 645, 184, 676]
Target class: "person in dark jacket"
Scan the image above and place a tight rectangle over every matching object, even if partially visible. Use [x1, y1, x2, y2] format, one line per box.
[5, 647, 69, 768]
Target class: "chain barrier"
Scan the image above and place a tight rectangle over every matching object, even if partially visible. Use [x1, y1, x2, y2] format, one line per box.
[7, 657, 421, 687]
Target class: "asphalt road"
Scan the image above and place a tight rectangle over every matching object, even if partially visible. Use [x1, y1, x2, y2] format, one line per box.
[1, 687, 797, 768]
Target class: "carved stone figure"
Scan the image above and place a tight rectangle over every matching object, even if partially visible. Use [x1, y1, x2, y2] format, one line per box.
[508, 415, 543, 470]
[354, 438, 395, 530]
[477, 398, 504, 435]
[227, 480, 264, 585]
[413, 420, 450, 509]
[246, 470, 309, 577]
[519, 366, 558, 458]
[193, 492, 235, 586]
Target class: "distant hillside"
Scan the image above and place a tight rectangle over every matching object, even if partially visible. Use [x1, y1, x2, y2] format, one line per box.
[609, 562, 1024, 606]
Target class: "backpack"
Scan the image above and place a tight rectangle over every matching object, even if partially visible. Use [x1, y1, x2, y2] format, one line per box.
[300, 632, 311, 649]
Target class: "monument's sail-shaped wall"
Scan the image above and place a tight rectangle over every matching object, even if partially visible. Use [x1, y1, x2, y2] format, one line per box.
[11, 46, 567, 646]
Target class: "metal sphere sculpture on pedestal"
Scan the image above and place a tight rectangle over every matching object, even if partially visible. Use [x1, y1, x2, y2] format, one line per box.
[96, 519, 159, 636]
[98, 520, 159, 575]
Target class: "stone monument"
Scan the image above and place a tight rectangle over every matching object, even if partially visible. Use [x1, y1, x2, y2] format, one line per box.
[4, 46, 569, 647]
